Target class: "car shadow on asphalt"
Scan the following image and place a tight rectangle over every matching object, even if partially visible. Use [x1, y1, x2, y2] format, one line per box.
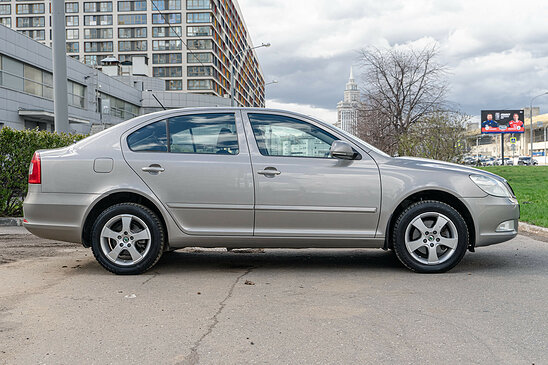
[72, 245, 544, 276]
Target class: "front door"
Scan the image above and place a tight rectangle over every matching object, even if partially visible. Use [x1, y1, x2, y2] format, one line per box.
[122, 111, 254, 236]
[242, 112, 381, 238]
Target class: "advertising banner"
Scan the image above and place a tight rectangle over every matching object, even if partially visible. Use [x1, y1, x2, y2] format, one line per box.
[481, 110, 525, 134]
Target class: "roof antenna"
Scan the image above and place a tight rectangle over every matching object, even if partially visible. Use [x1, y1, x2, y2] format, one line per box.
[152, 94, 166, 110]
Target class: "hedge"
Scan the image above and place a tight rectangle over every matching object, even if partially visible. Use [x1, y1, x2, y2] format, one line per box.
[0, 127, 87, 217]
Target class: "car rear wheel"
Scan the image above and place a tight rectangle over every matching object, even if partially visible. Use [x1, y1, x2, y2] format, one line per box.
[91, 203, 165, 274]
[392, 200, 468, 273]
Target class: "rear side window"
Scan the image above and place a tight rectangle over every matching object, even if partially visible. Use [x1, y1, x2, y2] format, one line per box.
[127, 120, 168, 152]
[126, 113, 238, 154]
[169, 113, 238, 155]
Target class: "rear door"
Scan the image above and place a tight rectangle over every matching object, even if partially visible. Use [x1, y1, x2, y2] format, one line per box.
[122, 111, 254, 236]
[241, 111, 381, 238]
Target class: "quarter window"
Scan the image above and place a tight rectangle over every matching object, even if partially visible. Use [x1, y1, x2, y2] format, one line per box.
[127, 120, 168, 152]
[248, 114, 336, 158]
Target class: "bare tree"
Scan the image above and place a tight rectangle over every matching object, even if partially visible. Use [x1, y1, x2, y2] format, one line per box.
[357, 44, 448, 154]
[398, 110, 469, 161]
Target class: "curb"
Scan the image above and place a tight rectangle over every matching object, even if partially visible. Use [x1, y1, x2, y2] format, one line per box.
[519, 222, 548, 238]
[0, 217, 24, 227]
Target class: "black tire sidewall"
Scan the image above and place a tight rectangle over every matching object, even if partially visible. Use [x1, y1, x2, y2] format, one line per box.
[393, 201, 469, 273]
[91, 203, 164, 275]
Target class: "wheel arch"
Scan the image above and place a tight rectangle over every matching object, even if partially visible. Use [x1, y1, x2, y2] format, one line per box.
[81, 190, 169, 249]
[384, 189, 476, 251]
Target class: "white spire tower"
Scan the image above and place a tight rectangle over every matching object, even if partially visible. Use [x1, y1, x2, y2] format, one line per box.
[336, 67, 360, 134]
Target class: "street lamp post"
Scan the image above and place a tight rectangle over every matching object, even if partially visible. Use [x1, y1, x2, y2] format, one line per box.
[230, 43, 271, 107]
[529, 92, 548, 158]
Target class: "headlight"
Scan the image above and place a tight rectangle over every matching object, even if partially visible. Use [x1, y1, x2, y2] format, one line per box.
[470, 175, 512, 198]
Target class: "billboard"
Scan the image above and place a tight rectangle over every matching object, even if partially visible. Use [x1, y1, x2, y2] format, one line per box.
[481, 110, 525, 134]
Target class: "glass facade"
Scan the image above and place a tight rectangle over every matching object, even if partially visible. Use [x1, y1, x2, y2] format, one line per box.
[0, 54, 84, 107]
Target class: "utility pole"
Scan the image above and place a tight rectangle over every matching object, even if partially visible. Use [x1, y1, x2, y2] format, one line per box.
[51, 0, 69, 133]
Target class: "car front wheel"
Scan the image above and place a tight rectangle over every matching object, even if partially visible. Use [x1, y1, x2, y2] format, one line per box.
[91, 203, 165, 274]
[392, 200, 469, 273]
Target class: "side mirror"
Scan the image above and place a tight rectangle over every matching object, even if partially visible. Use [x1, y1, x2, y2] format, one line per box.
[330, 140, 359, 160]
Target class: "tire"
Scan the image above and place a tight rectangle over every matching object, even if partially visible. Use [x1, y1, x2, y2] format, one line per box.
[90, 203, 165, 275]
[392, 200, 468, 273]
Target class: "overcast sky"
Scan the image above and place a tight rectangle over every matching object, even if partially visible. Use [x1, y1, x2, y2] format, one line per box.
[238, 0, 548, 124]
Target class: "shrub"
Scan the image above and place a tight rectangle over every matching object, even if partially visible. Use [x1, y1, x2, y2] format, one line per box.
[0, 127, 87, 217]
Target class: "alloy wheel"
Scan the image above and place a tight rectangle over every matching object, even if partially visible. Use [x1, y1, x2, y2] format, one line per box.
[404, 212, 458, 265]
[100, 214, 151, 266]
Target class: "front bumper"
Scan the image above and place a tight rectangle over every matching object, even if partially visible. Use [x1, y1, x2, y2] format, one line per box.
[463, 195, 520, 247]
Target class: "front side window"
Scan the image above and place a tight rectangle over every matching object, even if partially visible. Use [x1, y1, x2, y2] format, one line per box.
[248, 114, 336, 158]
[127, 120, 168, 152]
[169, 113, 238, 155]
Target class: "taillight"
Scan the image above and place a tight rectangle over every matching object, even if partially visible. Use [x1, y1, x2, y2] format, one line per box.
[28, 152, 41, 184]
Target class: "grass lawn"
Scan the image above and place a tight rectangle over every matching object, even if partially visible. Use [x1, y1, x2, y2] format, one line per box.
[478, 166, 548, 228]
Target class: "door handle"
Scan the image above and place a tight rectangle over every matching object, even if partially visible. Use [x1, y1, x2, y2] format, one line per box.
[257, 168, 281, 176]
[141, 165, 165, 173]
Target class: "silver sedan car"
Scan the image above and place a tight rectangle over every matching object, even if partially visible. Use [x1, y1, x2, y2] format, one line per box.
[23, 108, 519, 274]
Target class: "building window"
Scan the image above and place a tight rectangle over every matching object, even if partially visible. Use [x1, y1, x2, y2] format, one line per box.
[100, 92, 139, 119]
[65, 2, 79, 13]
[152, 40, 182, 51]
[66, 29, 79, 40]
[68, 81, 85, 108]
[16, 16, 44, 28]
[84, 15, 113, 25]
[65, 15, 79, 26]
[16, 3, 44, 14]
[152, 13, 181, 24]
[152, 53, 182, 64]
[186, 26, 211, 37]
[84, 41, 113, 52]
[117, 1, 147, 11]
[118, 27, 147, 38]
[118, 40, 147, 51]
[187, 79, 212, 90]
[84, 28, 113, 39]
[66, 42, 79, 53]
[187, 66, 212, 77]
[152, 0, 181, 10]
[186, 0, 211, 10]
[19, 29, 45, 40]
[188, 39, 212, 50]
[165, 80, 182, 90]
[187, 52, 212, 63]
[0, 17, 11, 27]
[186, 12, 211, 23]
[84, 2, 112, 12]
[118, 54, 146, 62]
[0, 4, 10, 15]
[153, 66, 182, 77]
[118, 14, 147, 25]
[152, 26, 181, 37]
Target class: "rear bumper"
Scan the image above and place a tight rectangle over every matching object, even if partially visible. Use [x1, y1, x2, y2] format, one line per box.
[23, 185, 99, 243]
[463, 195, 520, 247]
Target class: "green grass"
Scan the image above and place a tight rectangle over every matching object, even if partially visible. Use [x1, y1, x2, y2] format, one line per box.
[477, 166, 548, 228]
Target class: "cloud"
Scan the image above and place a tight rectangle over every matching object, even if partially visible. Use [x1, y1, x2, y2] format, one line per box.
[238, 0, 548, 122]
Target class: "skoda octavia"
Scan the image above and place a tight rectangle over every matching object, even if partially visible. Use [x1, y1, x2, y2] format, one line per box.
[23, 108, 519, 274]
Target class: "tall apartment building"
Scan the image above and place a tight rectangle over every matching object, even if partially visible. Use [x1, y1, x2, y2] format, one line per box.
[0, 0, 265, 107]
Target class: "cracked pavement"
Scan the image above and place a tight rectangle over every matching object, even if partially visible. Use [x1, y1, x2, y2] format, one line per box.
[0, 230, 547, 364]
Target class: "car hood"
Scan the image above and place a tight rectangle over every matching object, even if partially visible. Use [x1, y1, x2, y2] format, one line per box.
[387, 157, 506, 182]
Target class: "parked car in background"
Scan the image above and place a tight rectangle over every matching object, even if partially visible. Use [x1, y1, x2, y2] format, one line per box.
[480, 157, 496, 166]
[23, 108, 519, 275]
[517, 156, 538, 165]
[462, 156, 476, 165]
[494, 158, 514, 166]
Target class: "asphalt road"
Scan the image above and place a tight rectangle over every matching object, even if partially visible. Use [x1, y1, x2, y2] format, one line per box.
[0, 229, 547, 365]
